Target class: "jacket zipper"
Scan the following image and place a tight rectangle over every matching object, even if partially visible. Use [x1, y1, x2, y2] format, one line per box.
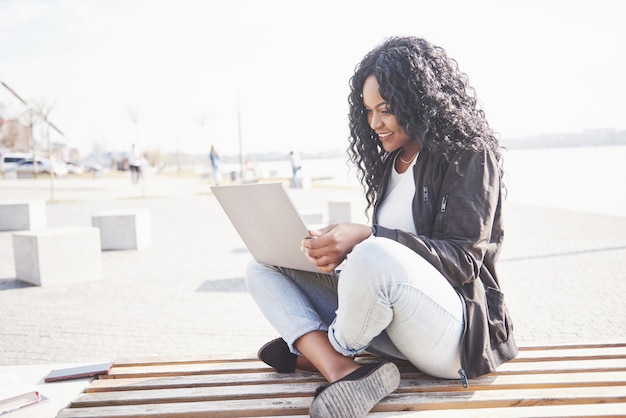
[458, 368, 469, 388]
[458, 295, 470, 388]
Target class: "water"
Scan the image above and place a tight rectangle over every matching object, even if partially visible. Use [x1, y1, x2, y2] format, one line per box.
[502, 146, 626, 217]
[231, 146, 626, 218]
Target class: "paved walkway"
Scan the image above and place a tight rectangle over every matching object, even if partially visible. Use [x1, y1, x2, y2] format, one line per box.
[1, 174, 625, 366]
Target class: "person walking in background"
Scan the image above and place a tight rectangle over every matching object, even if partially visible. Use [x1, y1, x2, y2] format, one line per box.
[245, 36, 517, 417]
[289, 149, 302, 188]
[209, 145, 222, 185]
[128, 144, 142, 184]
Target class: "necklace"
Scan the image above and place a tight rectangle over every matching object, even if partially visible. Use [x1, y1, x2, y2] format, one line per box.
[399, 149, 419, 164]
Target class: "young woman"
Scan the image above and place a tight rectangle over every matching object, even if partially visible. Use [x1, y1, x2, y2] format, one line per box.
[246, 36, 517, 418]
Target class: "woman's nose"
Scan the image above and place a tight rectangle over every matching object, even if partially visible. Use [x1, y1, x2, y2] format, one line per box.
[369, 112, 383, 129]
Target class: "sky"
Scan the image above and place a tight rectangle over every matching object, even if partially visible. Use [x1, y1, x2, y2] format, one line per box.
[1, 0, 625, 157]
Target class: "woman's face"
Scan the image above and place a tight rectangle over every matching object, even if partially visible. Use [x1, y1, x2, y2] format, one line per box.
[362, 75, 412, 153]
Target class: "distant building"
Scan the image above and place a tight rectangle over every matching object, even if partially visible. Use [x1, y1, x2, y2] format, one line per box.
[0, 118, 31, 151]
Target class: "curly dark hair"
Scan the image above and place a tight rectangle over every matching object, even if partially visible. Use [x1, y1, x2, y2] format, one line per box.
[348, 36, 502, 212]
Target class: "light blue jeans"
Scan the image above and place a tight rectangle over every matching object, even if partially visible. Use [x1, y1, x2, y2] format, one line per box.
[245, 236, 464, 379]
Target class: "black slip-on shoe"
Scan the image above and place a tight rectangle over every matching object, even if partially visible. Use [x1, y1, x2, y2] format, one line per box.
[309, 361, 400, 418]
[257, 337, 297, 373]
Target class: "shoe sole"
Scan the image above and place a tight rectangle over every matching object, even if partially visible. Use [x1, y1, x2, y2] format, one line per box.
[309, 362, 400, 418]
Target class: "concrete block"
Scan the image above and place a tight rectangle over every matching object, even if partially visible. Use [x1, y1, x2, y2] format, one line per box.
[0, 201, 47, 231]
[91, 209, 152, 250]
[12, 227, 103, 286]
[328, 201, 352, 223]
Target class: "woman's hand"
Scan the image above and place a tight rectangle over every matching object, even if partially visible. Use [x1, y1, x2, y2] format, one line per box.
[301, 223, 372, 273]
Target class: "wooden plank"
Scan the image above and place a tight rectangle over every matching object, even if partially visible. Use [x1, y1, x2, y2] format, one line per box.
[106, 357, 403, 376]
[84, 370, 626, 398]
[87, 371, 328, 392]
[376, 385, 626, 411]
[368, 402, 626, 417]
[399, 370, 626, 392]
[72, 382, 320, 407]
[514, 345, 626, 362]
[113, 355, 259, 367]
[497, 358, 626, 374]
[103, 359, 418, 381]
[58, 397, 313, 417]
[105, 360, 268, 379]
[517, 342, 626, 351]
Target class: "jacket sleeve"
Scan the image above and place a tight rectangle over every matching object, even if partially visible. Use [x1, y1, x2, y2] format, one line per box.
[373, 148, 501, 288]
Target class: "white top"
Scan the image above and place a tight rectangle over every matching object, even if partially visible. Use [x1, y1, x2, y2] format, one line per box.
[377, 154, 418, 235]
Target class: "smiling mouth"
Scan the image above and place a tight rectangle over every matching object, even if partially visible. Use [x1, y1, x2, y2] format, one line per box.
[378, 132, 393, 140]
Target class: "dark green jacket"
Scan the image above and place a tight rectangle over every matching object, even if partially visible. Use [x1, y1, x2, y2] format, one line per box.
[372, 146, 518, 379]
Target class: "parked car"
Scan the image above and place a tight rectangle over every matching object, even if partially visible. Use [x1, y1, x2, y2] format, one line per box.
[65, 161, 85, 174]
[84, 161, 104, 172]
[10, 158, 69, 177]
[68, 160, 104, 173]
[0, 152, 31, 173]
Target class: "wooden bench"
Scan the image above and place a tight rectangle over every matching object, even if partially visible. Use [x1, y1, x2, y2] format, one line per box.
[56, 343, 626, 417]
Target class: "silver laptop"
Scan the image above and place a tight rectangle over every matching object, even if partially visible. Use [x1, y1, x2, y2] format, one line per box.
[211, 182, 324, 273]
